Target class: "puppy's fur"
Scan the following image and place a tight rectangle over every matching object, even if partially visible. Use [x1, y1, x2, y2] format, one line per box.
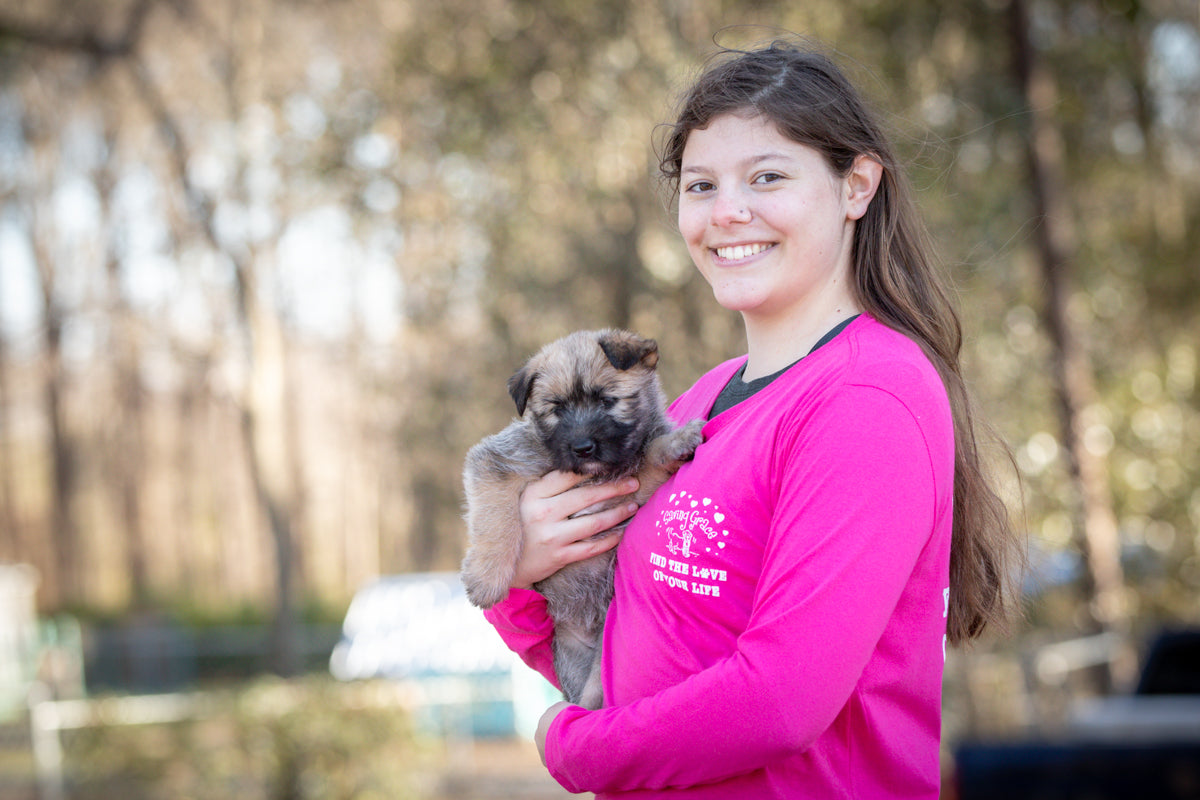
[461, 329, 703, 709]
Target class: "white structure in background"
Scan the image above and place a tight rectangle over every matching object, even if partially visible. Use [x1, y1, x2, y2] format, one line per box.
[330, 572, 558, 739]
[0, 564, 40, 720]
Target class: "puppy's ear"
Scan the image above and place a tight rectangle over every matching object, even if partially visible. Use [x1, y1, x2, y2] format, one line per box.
[507, 367, 537, 416]
[599, 330, 659, 371]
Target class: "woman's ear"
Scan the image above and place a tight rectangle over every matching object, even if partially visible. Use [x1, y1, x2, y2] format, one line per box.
[845, 154, 883, 221]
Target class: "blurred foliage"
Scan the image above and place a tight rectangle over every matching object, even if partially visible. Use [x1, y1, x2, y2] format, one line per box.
[63, 677, 426, 800]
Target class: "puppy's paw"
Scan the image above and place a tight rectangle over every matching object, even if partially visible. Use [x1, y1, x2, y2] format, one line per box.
[678, 418, 704, 452]
[460, 558, 512, 609]
[657, 419, 704, 465]
[462, 578, 510, 609]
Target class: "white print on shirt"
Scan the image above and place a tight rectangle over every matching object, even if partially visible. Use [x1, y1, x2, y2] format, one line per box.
[942, 586, 950, 662]
[648, 490, 731, 598]
[656, 490, 729, 558]
[649, 551, 728, 596]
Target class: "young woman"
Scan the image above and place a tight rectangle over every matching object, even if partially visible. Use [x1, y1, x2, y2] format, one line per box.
[483, 41, 1021, 798]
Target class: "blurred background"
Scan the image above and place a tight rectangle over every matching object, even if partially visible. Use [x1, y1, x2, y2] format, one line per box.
[0, 0, 1197, 797]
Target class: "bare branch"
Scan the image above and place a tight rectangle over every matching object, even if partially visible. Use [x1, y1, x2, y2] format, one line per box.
[0, 0, 154, 63]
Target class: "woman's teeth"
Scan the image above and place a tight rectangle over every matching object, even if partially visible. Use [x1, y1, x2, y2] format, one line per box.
[715, 243, 771, 260]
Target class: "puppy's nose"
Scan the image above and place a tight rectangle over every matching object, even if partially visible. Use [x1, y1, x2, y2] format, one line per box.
[572, 438, 597, 458]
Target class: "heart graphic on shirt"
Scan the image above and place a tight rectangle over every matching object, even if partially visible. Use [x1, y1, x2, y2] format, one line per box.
[669, 493, 677, 503]
[703, 498, 712, 506]
[713, 512, 725, 524]
[718, 542, 726, 548]
[690, 500, 698, 508]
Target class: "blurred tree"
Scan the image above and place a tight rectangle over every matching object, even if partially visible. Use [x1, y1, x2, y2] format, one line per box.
[1008, 0, 1128, 689]
[0, 0, 312, 671]
[0, 279, 15, 562]
[94, 115, 152, 608]
[933, 0, 1198, 638]
[25, 117, 80, 607]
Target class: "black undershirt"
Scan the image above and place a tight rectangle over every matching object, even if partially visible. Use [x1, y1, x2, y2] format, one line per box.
[707, 315, 859, 419]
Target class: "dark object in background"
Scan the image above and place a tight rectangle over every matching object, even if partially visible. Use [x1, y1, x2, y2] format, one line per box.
[953, 741, 1200, 800]
[1137, 629, 1200, 696]
[953, 629, 1200, 800]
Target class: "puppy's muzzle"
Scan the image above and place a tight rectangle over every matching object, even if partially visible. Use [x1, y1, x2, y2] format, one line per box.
[547, 405, 636, 476]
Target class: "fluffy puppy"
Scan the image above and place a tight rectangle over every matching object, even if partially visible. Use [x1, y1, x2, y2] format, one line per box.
[461, 329, 703, 709]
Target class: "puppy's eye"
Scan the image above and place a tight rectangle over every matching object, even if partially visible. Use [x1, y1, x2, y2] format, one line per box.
[601, 396, 619, 409]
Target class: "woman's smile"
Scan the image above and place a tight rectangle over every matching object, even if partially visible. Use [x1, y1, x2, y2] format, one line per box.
[712, 242, 776, 263]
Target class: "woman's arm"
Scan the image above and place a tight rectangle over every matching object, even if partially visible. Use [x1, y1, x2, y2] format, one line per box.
[484, 587, 560, 686]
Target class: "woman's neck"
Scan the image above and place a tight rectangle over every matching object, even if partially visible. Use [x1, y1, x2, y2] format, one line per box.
[742, 303, 861, 381]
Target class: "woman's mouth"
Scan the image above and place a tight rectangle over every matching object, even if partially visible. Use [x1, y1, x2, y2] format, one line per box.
[713, 242, 774, 262]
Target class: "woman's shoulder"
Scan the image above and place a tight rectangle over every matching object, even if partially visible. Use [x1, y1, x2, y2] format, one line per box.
[846, 317, 946, 397]
[828, 318, 953, 448]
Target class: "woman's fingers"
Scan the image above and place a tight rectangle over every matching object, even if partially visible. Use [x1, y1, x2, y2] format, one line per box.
[560, 499, 638, 548]
[511, 471, 641, 589]
[524, 471, 639, 528]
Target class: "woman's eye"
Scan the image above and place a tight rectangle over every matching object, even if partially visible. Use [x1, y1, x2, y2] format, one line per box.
[684, 180, 715, 193]
[754, 171, 784, 185]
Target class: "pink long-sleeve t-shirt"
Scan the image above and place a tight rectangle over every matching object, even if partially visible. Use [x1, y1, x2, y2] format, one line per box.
[484, 315, 954, 798]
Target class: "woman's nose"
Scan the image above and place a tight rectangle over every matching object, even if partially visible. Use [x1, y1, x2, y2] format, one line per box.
[711, 189, 751, 226]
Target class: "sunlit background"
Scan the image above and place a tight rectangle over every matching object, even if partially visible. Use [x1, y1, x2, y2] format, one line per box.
[0, 0, 1198, 798]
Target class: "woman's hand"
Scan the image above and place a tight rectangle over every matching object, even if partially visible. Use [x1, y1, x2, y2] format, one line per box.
[536, 701, 573, 766]
[511, 470, 639, 590]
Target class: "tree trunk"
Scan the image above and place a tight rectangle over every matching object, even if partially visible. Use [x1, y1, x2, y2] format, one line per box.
[113, 331, 149, 607]
[1008, 0, 1131, 691]
[0, 303, 19, 563]
[97, 133, 151, 609]
[237, 290, 302, 677]
[122, 19, 303, 674]
[28, 213, 77, 607]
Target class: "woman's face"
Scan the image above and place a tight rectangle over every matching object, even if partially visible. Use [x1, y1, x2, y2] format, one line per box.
[678, 113, 872, 331]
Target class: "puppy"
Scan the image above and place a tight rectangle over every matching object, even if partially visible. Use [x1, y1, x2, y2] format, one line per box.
[461, 329, 703, 709]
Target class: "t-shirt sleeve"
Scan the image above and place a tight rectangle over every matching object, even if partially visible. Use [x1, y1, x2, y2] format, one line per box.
[482, 588, 562, 690]
[545, 384, 947, 792]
